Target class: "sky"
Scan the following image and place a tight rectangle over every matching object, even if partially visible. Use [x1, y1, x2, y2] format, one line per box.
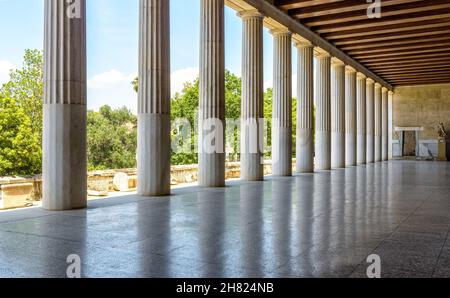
[0, 0, 299, 113]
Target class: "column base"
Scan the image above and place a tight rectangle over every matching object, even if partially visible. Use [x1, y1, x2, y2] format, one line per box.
[332, 131, 345, 169]
[297, 129, 314, 173]
[316, 131, 331, 170]
[272, 126, 292, 176]
[367, 137, 374, 163]
[241, 153, 264, 181]
[137, 113, 171, 196]
[199, 152, 226, 187]
[345, 133, 357, 167]
[43, 104, 87, 211]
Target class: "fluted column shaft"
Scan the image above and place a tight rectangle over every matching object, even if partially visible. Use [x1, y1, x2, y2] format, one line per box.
[366, 79, 375, 163]
[356, 73, 367, 165]
[199, 0, 225, 187]
[271, 29, 292, 176]
[315, 54, 332, 170]
[43, 0, 87, 210]
[345, 67, 357, 167]
[240, 10, 264, 181]
[138, 0, 171, 196]
[382, 88, 389, 161]
[388, 91, 394, 160]
[296, 43, 314, 173]
[374, 83, 382, 162]
[331, 60, 345, 169]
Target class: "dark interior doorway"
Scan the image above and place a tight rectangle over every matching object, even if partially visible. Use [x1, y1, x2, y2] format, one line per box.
[402, 131, 416, 156]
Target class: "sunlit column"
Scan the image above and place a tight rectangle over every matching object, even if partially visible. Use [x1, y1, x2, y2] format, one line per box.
[366, 78, 375, 163]
[295, 42, 314, 173]
[271, 28, 292, 176]
[239, 10, 264, 181]
[374, 83, 382, 163]
[43, 0, 87, 210]
[315, 53, 332, 171]
[345, 66, 357, 167]
[382, 87, 389, 161]
[356, 73, 367, 165]
[137, 0, 171, 196]
[198, 0, 225, 187]
[331, 59, 345, 169]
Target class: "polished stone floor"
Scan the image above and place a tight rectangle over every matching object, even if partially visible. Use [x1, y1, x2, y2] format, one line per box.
[0, 160, 450, 278]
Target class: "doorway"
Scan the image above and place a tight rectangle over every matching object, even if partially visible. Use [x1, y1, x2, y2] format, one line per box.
[402, 131, 417, 156]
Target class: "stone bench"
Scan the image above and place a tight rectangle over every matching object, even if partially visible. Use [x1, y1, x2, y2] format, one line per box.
[0, 183, 34, 210]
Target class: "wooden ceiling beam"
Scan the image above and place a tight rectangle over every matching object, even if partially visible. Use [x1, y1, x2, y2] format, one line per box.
[301, 1, 450, 26]
[314, 10, 450, 33]
[390, 78, 450, 85]
[333, 29, 450, 45]
[340, 36, 450, 51]
[353, 47, 450, 60]
[368, 60, 450, 70]
[346, 42, 450, 56]
[384, 72, 450, 79]
[359, 53, 450, 64]
[289, 0, 422, 19]
[376, 67, 450, 75]
[324, 21, 450, 40]
[276, 0, 344, 11]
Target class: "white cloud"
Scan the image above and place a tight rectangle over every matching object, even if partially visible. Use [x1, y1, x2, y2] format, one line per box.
[0, 60, 15, 86]
[87, 70, 137, 113]
[264, 74, 298, 95]
[86, 67, 200, 113]
[171, 67, 198, 96]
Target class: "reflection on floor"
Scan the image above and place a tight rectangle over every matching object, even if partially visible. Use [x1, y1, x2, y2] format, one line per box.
[0, 161, 449, 278]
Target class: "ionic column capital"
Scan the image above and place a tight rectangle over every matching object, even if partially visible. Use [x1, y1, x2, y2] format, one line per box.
[366, 78, 375, 85]
[294, 40, 314, 49]
[237, 9, 264, 20]
[375, 82, 382, 89]
[345, 65, 356, 73]
[357, 72, 367, 80]
[382, 87, 389, 93]
[388, 90, 394, 96]
[331, 57, 345, 67]
[270, 27, 291, 37]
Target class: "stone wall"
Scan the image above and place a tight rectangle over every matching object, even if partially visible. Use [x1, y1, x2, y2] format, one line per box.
[0, 160, 295, 201]
[392, 83, 450, 158]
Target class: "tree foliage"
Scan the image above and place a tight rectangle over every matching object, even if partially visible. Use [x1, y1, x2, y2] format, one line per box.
[0, 49, 43, 176]
[87, 106, 137, 170]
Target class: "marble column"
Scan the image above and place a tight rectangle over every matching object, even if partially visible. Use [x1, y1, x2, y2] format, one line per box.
[271, 28, 292, 176]
[199, 0, 225, 187]
[315, 53, 332, 171]
[295, 42, 314, 173]
[43, 0, 87, 210]
[374, 83, 382, 163]
[345, 66, 357, 167]
[331, 59, 345, 169]
[388, 91, 394, 160]
[239, 10, 264, 181]
[366, 78, 375, 163]
[382, 87, 389, 161]
[137, 0, 171, 196]
[356, 73, 367, 165]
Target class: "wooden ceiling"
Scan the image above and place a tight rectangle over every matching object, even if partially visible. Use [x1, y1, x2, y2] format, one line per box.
[274, 0, 450, 86]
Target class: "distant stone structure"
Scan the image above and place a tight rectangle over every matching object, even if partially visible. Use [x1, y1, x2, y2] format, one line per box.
[437, 122, 448, 139]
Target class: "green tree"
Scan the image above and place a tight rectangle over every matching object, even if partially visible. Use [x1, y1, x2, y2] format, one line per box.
[0, 49, 43, 175]
[87, 106, 137, 170]
[0, 96, 41, 176]
[1, 49, 43, 141]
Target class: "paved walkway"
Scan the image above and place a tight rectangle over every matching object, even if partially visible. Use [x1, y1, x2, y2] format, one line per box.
[0, 161, 449, 278]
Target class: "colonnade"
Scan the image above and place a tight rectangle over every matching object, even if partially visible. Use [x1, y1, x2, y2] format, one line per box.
[42, 0, 392, 210]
